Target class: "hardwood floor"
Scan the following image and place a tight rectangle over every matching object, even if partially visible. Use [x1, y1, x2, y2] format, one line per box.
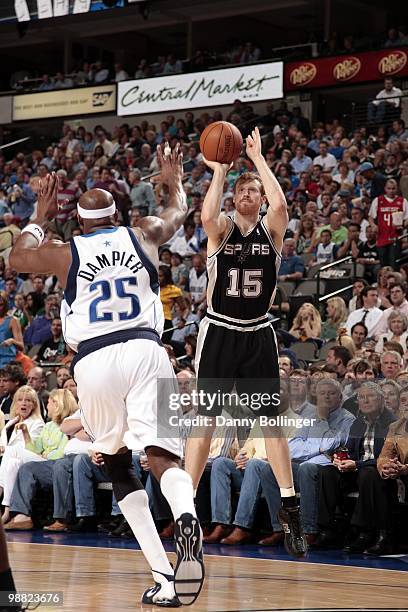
[8, 542, 408, 611]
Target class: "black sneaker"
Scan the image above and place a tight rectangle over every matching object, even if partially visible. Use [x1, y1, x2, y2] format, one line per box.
[142, 576, 181, 608]
[173, 513, 205, 605]
[277, 506, 308, 557]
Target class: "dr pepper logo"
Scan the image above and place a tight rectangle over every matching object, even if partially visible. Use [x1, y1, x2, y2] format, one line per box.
[289, 63, 317, 86]
[378, 50, 407, 76]
[333, 57, 361, 81]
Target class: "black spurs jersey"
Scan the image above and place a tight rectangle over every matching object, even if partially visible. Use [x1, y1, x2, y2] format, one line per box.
[206, 216, 281, 330]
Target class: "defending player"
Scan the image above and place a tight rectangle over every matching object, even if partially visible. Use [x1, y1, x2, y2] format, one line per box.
[185, 127, 307, 556]
[9, 146, 204, 607]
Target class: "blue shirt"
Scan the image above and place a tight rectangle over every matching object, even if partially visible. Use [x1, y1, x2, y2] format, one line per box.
[328, 145, 345, 160]
[290, 156, 313, 175]
[289, 406, 356, 465]
[278, 255, 305, 277]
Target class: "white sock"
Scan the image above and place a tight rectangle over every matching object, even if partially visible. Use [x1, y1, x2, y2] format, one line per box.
[280, 486, 296, 497]
[118, 490, 173, 580]
[160, 467, 197, 520]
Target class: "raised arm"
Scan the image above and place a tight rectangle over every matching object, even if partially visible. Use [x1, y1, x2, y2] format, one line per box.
[9, 173, 71, 286]
[199, 158, 231, 253]
[138, 143, 188, 246]
[246, 127, 288, 252]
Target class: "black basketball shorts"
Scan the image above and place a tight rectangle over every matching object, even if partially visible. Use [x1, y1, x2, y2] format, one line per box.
[195, 318, 280, 417]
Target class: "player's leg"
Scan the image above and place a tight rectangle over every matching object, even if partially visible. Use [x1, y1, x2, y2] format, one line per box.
[124, 339, 204, 605]
[185, 320, 233, 489]
[74, 347, 180, 608]
[237, 326, 307, 557]
[0, 520, 21, 612]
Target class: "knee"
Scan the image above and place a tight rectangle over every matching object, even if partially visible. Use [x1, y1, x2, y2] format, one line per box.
[211, 457, 233, 475]
[73, 453, 91, 473]
[299, 462, 319, 478]
[102, 450, 143, 502]
[16, 463, 34, 481]
[246, 458, 267, 474]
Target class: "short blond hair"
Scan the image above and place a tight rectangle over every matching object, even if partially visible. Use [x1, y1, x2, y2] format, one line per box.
[10, 385, 42, 421]
[49, 389, 77, 425]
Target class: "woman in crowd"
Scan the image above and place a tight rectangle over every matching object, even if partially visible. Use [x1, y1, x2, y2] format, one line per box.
[159, 265, 183, 341]
[93, 145, 108, 169]
[178, 335, 197, 371]
[376, 312, 408, 353]
[170, 252, 189, 290]
[170, 296, 199, 357]
[0, 386, 44, 521]
[3, 389, 77, 529]
[293, 214, 316, 255]
[290, 303, 322, 341]
[321, 297, 348, 340]
[376, 267, 393, 309]
[378, 379, 401, 419]
[0, 292, 24, 368]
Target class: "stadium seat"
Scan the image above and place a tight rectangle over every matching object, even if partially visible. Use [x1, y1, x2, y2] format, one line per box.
[318, 340, 337, 360]
[293, 280, 326, 298]
[290, 341, 319, 365]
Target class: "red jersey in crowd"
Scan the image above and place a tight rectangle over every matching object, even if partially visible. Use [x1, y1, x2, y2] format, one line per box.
[370, 195, 406, 247]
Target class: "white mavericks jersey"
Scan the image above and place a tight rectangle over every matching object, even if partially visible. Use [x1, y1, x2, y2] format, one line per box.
[61, 226, 164, 351]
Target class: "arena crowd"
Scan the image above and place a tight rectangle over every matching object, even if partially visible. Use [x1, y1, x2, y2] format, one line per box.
[0, 78, 407, 556]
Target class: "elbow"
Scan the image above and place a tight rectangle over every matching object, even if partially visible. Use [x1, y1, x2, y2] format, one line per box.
[9, 250, 21, 271]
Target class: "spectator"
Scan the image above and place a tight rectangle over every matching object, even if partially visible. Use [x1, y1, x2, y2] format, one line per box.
[0, 365, 26, 421]
[8, 183, 36, 223]
[36, 318, 67, 363]
[114, 62, 129, 82]
[336, 222, 362, 260]
[5, 389, 77, 530]
[278, 238, 304, 281]
[350, 322, 368, 351]
[90, 61, 109, 84]
[380, 350, 403, 381]
[129, 170, 157, 216]
[313, 142, 337, 172]
[26, 366, 48, 420]
[170, 221, 200, 257]
[367, 78, 402, 124]
[345, 285, 383, 337]
[158, 265, 183, 339]
[0, 292, 24, 368]
[188, 255, 207, 313]
[93, 129, 114, 157]
[312, 229, 337, 265]
[359, 161, 387, 200]
[321, 297, 348, 340]
[317, 212, 348, 246]
[163, 55, 183, 75]
[355, 224, 380, 283]
[54, 72, 74, 89]
[290, 145, 313, 176]
[377, 283, 408, 335]
[0, 386, 45, 523]
[54, 169, 82, 240]
[315, 382, 396, 552]
[56, 366, 70, 389]
[325, 346, 351, 379]
[23, 296, 59, 349]
[289, 304, 321, 341]
[378, 379, 401, 419]
[388, 119, 408, 144]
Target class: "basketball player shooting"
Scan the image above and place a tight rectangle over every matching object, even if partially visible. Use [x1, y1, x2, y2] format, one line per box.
[185, 127, 307, 557]
[9, 145, 204, 607]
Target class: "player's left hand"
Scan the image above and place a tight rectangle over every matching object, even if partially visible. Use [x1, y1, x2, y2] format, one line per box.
[157, 142, 183, 187]
[37, 172, 60, 221]
[246, 127, 263, 162]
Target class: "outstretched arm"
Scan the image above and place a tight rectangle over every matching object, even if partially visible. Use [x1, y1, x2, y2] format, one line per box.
[9, 173, 71, 285]
[199, 157, 231, 252]
[138, 143, 188, 246]
[246, 127, 288, 252]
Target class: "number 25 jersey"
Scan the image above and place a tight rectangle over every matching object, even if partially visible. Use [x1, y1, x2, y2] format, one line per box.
[206, 216, 281, 331]
[60, 226, 164, 352]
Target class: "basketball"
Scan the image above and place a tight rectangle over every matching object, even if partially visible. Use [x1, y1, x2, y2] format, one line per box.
[199, 121, 243, 164]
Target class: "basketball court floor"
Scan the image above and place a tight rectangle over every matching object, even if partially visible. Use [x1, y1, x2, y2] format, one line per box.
[6, 531, 408, 611]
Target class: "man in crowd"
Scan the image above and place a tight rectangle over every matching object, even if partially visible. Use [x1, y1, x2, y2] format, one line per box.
[346, 286, 383, 337]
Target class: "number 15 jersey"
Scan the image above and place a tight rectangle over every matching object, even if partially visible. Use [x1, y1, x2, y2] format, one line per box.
[60, 226, 164, 352]
[206, 216, 281, 331]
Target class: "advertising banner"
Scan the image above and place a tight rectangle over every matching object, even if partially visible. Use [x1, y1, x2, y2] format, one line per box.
[285, 48, 408, 91]
[13, 84, 116, 120]
[118, 62, 283, 116]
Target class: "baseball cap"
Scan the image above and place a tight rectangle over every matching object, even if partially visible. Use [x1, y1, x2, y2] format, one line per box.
[358, 162, 374, 173]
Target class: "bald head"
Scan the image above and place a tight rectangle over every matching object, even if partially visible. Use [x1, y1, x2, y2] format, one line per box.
[78, 188, 114, 213]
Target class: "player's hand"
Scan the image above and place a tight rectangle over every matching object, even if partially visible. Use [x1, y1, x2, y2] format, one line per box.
[202, 155, 232, 174]
[157, 142, 183, 187]
[246, 127, 263, 163]
[37, 172, 60, 221]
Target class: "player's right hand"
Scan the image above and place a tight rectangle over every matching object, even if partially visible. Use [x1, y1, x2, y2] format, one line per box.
[202, 155, 232, 174]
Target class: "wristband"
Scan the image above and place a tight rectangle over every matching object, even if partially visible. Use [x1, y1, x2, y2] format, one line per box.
[21, 223, 45, 245]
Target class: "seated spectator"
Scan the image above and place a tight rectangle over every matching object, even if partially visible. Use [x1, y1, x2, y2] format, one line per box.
[325, 346, 352, 380]
[188, 255, 207, 314]
[290, 145, 313, 176]
[53, 72, 74, 89]
[35, 317, 67, 363]
[315, 382, 396, 553]
[26, 366, 48, 420]
[378, 379, 401, 419]
[114, 62, 129, 82]
[0, 292, 24, 368]
[0, 386, 45, 522]
[0, 365, 26, 421]
[278, 238, 304, 282]
[293, 214, 316, 255]
[376, 312, 408, 354]
[159, 265, 183, 339]
[170, 297, 198, 357]
[342, 360, 377, 415]
[367, 78, 402, 124]
[204, 383, 298, 544]
[5, 389, 78, 530]
[163, 55, 183, 74]
[170, 221, 200, 257]
[170, 252, 189, 290]
[355, 224, 380, 283]
[377, 282, 408, 335]
[23, 296, 59, 350]
[289, 369, 315, 416]
[129, 170, 157, 217]
[289, 303, 321, 341]
[380, 350, 403, 381]
[56, 366, 70, 389]
[316, 212, 348, 247]
[312, 229, 337, 265]
[90, 61, 109, 84]
[345, 286, 383, 338]
[313, 142, 337, 172]
[321, 297, 348, 340]
[336, 223, 362, 260]
[350, 322, 368, 352]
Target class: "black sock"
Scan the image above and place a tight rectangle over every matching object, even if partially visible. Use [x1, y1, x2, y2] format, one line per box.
[0, 567, 16, 592]
[282, 495, 298, 509]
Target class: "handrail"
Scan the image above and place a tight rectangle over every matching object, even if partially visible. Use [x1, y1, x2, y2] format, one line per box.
[162, 320, 198, 335]
[318, 284, 354, 303]
[316, 256, 356, 304]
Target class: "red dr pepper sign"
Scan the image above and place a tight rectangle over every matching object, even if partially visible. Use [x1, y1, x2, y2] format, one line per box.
[284, 48, 408, 91]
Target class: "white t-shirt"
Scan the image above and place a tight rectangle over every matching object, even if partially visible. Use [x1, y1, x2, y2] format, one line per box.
[313, 153, 337, 171]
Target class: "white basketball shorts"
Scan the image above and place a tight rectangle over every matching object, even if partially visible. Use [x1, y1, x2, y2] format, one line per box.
[73, 338, 182, 457]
